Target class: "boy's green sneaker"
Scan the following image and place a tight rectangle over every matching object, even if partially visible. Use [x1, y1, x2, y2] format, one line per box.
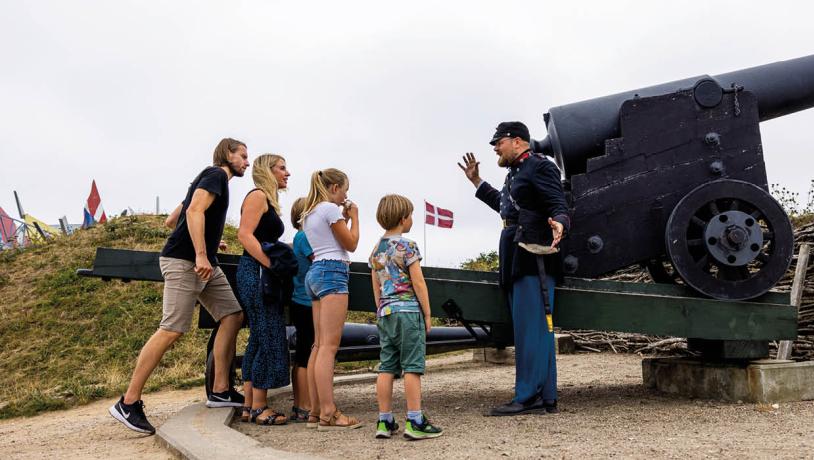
[375, 419, 399, 439]
[403, 414, 443, 440]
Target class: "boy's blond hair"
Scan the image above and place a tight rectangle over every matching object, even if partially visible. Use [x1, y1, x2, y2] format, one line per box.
[376, 194, 414, 230]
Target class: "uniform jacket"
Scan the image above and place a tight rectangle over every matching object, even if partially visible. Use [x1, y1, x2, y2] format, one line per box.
[475, 153, 571, 288]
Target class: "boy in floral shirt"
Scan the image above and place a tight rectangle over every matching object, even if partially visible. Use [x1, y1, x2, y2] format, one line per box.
[369, 194, 443, 440]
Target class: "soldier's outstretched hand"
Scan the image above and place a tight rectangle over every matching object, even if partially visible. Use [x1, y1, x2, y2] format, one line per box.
[458, 152, 481, 187]
[549, 218, 564, 247]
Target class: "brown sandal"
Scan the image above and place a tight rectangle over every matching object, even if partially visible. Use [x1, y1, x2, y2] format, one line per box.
[306, 412, 320, 429]
[254, 408, 287, 426]
[317, 408, 363, 431]
[240, 406, 251, 423]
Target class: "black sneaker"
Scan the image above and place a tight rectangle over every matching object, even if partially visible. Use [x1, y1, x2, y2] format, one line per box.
[206, 388, 244, 408]
[375, 418, 399, 439]
[109, 396, 156, 435]
[403, 413, 443, 440]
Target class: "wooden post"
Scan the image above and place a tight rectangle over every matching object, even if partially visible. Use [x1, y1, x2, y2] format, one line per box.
[58, 216, 69, 236]
[776, 243, 811, 360]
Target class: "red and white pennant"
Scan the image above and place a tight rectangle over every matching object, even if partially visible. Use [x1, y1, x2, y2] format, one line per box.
[425, 201, 453, 228]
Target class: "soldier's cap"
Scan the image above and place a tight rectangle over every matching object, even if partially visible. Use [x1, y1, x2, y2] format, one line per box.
[489, 121, 530, 145]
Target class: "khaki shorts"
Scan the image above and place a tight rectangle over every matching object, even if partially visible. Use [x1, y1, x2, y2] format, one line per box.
[159, 256, 242, 333]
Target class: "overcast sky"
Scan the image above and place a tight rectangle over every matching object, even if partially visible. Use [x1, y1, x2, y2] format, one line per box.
[2, 1, 813, 266]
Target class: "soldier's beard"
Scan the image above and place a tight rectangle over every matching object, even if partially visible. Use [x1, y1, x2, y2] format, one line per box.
[497, 157, 510, 167]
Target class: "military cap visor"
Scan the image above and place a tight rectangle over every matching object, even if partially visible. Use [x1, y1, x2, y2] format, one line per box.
[489, 132, 515, 145]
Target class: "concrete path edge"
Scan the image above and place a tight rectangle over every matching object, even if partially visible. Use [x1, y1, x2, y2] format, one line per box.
[156, 373, 378, 460]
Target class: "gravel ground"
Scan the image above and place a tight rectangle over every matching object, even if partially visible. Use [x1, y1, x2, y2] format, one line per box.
[236, 353, 814, 459]
[2, 353, 812, 459]
[0, 387, 204, 459]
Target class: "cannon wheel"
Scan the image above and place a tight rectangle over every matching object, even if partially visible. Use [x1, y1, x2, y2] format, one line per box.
[665, 179, 793, 300]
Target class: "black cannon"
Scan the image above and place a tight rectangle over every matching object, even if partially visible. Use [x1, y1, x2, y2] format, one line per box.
[531, 54, 814, 300]
[78, 248, 492, 395]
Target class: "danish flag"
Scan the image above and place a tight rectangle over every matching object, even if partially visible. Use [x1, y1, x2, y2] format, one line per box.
[82, 180, 107, 229]
[425, 201, 453, 228]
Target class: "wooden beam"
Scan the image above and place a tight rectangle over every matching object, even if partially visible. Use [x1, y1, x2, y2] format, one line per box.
[777, 243, 811, 360]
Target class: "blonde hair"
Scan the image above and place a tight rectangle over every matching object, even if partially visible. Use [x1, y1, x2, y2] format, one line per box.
[212, 138, 246, 167]
[301, 168, 349, 222]
[252, 154, 285, 215]
[376, 194, 414, 230]
[290, 197, 307, 230]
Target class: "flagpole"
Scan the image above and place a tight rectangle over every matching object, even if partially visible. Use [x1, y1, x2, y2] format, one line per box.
[423, 199, 427, 264]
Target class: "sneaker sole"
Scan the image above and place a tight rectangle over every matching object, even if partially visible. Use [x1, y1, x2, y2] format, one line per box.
[375, 430, 393, 439]
[206, 400, 243, 408]
[403, 430, 443, 440]
[108, 405, 155, 435]
[317, 422, 364, 431]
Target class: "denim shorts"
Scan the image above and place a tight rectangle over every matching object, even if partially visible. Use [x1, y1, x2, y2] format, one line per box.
[304, 259, 350, 300]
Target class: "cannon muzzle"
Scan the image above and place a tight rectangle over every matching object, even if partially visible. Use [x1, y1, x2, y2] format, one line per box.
[533, 54, 814, 177]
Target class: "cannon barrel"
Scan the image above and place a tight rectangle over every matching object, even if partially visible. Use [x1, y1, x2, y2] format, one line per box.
[534, 54, 814, 177]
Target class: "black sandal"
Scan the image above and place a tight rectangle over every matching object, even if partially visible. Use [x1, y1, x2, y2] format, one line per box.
[252, 407, 287, 426]
[289, 406, 309, 423]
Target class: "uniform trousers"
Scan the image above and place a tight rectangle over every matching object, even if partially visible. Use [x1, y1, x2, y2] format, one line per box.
[509, 274, 557, 403]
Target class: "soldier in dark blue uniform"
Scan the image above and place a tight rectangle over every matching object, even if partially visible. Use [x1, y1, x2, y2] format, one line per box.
[458, 121, 570, 416]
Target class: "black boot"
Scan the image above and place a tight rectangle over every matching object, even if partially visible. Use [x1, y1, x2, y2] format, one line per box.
[488, 395, 546, 416]
[543, 399, 559, 414]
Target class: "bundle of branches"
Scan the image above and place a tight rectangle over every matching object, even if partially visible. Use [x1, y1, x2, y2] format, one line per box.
[564, 330, 691, 355]
[566, 221, 814, 359]
[772, 221, 814, 359]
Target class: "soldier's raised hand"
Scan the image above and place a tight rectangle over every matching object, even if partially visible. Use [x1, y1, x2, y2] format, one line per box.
[457, 152, 481, 187]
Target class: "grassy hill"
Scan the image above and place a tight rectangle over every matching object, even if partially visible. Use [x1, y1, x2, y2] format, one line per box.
[0, 216, 243, 419]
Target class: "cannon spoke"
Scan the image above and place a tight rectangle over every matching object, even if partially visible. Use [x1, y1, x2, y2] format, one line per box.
[708, 201, 720, 216]
[729, 199, 741, 211]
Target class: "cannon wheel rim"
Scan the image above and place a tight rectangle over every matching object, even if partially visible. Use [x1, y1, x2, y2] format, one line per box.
[665, 179, 793, 300]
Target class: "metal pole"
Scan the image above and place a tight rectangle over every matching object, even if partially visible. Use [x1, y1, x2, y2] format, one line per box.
[13, 190, 27, 242]
[13, 191, 24, 218]
[156, 196, 160, 215]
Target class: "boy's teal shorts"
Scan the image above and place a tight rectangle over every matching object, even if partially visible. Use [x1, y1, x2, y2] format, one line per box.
[377, 312, 426, 375]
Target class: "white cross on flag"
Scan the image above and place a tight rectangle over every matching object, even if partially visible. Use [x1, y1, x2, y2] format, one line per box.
[425, 201, 453, 228]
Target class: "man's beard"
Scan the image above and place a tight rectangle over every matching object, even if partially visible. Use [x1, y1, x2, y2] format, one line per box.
[229, 164, 245, 177]
[497, 156, 510, 167]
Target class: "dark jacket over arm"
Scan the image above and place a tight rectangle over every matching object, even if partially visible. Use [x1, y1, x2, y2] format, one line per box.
[475, 181, 502, 214]
[473, 178, 520, 288]
[509, 155, 572, 281]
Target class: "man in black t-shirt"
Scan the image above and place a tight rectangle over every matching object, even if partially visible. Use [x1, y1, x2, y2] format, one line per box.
[110, 138, 250, 435]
